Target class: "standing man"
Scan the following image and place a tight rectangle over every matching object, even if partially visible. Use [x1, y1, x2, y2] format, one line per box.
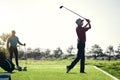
[66, 18, 91, 73]
[7, 30, 26, 71]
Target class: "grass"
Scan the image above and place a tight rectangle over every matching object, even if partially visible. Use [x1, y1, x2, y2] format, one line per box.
[0, 60, 115, 80]
[86, 60, 120, 79]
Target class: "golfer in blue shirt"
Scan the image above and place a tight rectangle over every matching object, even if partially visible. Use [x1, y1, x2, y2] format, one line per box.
[7, 30, 25, 71]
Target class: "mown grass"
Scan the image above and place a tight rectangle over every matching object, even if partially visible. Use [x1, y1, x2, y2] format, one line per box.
[86, 60, 120, 79]
[0, 59, 116, 80]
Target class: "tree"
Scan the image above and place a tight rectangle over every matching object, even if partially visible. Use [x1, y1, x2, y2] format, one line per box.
[106, 45, 114, 61]
[0, 46, 5, 53]
[115, 44, 120, 59]
[33, 48, 41, 59]
[53, 47, 63, 58]
[44, 49, 51, 58]
[0, 33, 11, 58]
[0, 33, 11, 42]
[91, 44, 103, 59]
[66, 45, 75, 55]
[26, 47, 33, 58]
[0, 39, 4, 45]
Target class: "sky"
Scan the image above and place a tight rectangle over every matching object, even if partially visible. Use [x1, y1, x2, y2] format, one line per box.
[0, 0, 120, 51]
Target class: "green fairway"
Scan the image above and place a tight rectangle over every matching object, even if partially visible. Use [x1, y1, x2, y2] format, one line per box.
[0, 60, 115, 80]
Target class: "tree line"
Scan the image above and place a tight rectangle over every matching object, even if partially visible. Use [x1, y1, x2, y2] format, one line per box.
[0, 33, 120, 60]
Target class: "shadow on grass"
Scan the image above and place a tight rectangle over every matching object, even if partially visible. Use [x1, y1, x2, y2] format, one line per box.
[68, 72, 87, 74]
[11, 72, 16, 74]
[68, 72, 77, 74]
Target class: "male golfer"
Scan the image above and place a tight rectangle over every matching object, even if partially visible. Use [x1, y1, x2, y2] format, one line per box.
[7, 30, 25, 71]
[66, 18, 91, 73]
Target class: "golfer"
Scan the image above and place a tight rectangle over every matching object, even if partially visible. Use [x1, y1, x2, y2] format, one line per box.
[66, 18, 91, 73]
[7, 30, 25, 71]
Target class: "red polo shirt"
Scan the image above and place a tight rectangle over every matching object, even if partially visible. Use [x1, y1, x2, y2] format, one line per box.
[76, 26, 89, 43]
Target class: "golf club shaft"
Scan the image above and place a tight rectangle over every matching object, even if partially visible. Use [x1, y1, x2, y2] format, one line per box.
[24, 46, 27, 65]
[62, 6, 86, 19]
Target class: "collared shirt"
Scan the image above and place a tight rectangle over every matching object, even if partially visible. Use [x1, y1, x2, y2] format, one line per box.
[8, 36, 19, 47]
[76, 26, 89, 43]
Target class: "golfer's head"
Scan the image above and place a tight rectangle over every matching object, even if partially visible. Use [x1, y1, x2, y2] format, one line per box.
[76, 18, 83, 26]
[11, 30, 16, 35]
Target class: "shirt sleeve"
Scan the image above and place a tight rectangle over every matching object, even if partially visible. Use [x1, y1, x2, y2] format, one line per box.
[83, 27, 90, 31]
[16, 37, 19, 42]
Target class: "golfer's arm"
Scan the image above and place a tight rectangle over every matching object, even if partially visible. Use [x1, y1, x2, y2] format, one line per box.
[7, 41, 9, 49]
[88, 22, 91, 29]
[18, 40, 23, 45]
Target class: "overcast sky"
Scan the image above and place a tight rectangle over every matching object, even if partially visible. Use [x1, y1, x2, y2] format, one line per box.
[0, 0, 120, 51]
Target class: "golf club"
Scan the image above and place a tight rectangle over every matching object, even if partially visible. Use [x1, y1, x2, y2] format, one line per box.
[17, 45, 22, 71]
[60, 5, 87, 19]
[23, 45, 27, 71]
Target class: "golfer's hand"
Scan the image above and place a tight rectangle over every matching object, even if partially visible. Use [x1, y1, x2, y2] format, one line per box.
[86, 19, 90, 23]
[23, 43, 26, 46]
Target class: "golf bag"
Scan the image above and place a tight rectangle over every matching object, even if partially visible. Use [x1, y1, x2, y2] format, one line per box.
[0, 52, 15, 73]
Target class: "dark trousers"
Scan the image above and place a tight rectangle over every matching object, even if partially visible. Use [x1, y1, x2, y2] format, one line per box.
[69, 41, 85, 72]
[9, 46, 19, 67]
